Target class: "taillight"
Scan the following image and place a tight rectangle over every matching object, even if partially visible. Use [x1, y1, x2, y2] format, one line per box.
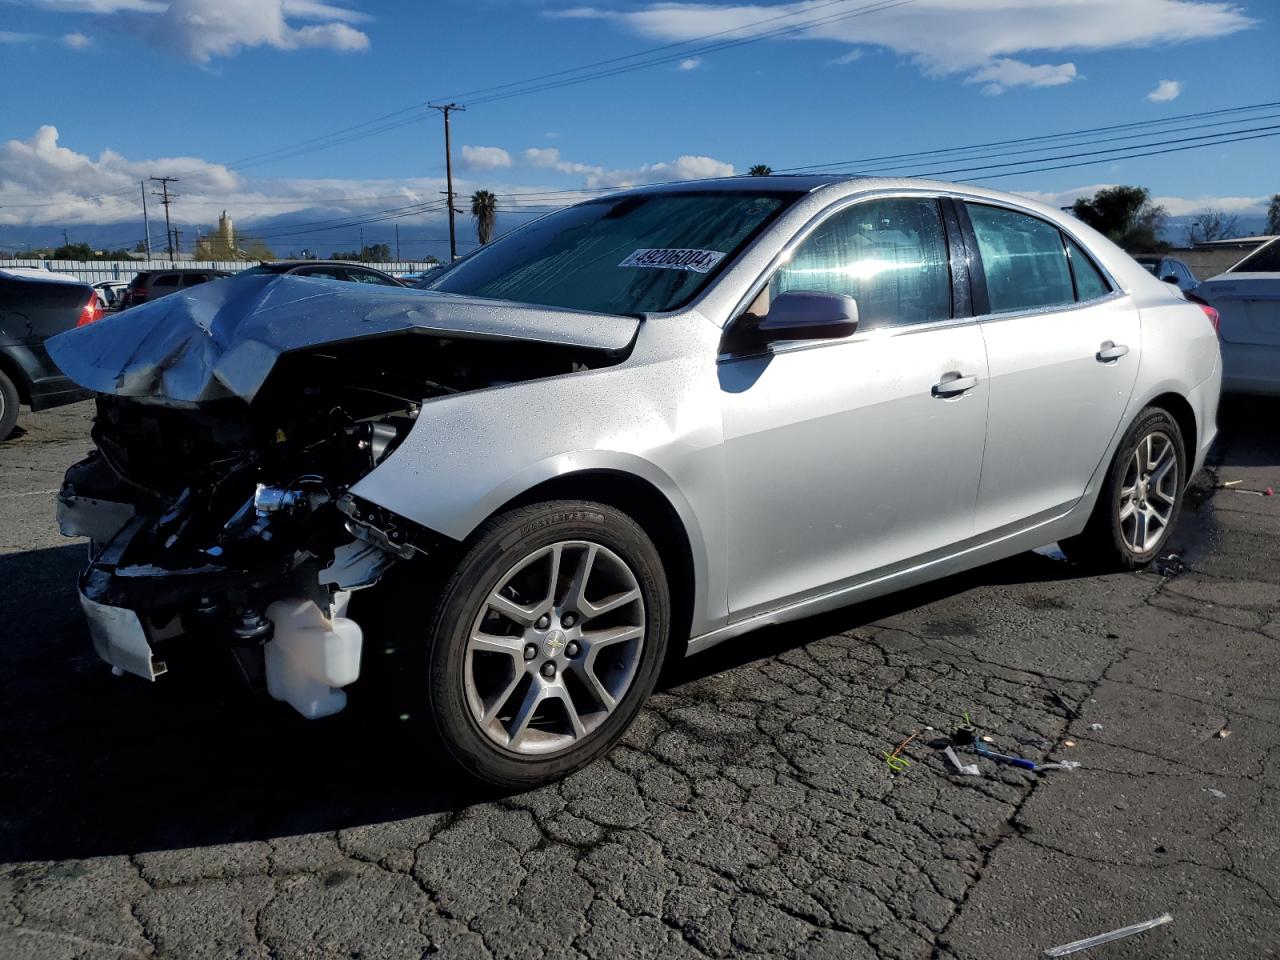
[1186, 291, 1220, 335]
[78, 291, 104, 327]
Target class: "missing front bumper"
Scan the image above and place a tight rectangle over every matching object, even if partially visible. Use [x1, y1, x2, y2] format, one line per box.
[79, 591, 166, 680]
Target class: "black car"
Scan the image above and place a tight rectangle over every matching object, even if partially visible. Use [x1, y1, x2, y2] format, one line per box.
[1134, 255, 1199, 292]
[240, 260, 404, 286]
[0, 269, 100, 439]
[118, 268, 233, 310]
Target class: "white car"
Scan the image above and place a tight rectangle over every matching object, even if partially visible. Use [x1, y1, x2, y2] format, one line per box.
[1194, 237, 1280, 395]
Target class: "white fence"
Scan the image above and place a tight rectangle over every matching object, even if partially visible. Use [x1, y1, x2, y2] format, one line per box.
[1, 259, 440, 284]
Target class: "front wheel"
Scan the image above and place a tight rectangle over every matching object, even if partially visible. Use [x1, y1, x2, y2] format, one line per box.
[0, 369, 19, 441]
[424, 500, 670, 787]
[1060, 407, 1186, 570]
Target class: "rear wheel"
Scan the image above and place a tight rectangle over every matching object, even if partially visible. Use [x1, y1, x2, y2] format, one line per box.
[0, 370, 20, 441]
[1060, 407, 1186, 570]
[423, 500, 669, 787]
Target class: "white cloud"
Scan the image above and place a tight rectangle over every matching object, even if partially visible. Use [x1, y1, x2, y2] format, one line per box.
[1015, 183, 1270, 218]
[677, 56, 701, 70]
[966, 58, 1077, 95]
[30, 0, 370, 61]
[460, 145, 514, 171]
[524, 147, 603, 177]
[560, 0, 1253, 91]
[827, 48, 863, 66]
[587, 154, 735, 188]
[544, 131, 561, 139]
[62, 32, 94, 48]
[1147, 79, 1183, 102]
[0, 31, 39, 43]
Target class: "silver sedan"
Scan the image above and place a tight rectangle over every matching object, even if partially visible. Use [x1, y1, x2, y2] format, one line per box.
[50, 175, 1221, 786]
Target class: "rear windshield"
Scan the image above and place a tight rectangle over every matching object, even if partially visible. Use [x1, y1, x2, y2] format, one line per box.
[424, 191, 799, 315]
[1228, 239, 1280, 273]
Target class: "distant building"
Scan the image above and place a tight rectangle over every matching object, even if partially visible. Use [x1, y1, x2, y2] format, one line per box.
[196, 210, 240, 259]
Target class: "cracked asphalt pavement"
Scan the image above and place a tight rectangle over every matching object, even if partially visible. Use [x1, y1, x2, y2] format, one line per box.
[1, 398, 1277, 959]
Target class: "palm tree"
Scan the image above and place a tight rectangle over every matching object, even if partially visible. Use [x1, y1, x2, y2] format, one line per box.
[748, 164, 772, 176]
[471, 190, 497, 245]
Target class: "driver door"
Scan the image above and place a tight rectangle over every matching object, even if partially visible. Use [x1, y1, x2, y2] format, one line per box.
[718, 195, 989, 620]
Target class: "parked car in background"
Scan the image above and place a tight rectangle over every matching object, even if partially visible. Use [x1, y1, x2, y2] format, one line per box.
[1133, 254, 1199, 291]
[0, 268, 100, 439]
[118, 269, 233, 310]
[49, 176, 1220, 786]
[1193, 237, 1280, 395]
[92, 280, 130, 310]
[240, 261, 404, 286]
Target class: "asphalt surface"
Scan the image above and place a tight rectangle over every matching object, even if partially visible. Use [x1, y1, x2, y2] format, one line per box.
[1, 398, 1277, 960]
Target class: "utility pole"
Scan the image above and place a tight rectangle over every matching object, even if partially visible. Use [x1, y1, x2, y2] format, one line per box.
[150, 176, 178, 263]
[62, 229, 69, 248]
[140, 181, 152, 258]
[171, 229, 182, 257]
[359, 228, 364, 261]
[429, 103, 465, 260]
[395, 223, 400, 261]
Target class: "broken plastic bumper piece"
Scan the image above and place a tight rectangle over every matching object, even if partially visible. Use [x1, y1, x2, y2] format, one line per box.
[79, 591, 166, 681]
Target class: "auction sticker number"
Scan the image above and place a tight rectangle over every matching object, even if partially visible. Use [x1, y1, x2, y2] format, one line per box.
[619, 248, 726, 274]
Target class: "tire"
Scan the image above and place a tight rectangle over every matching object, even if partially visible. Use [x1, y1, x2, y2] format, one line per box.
[0, 370, 19, 442]
[423, 500, 670, 787]
[1060, 406, 1186, 571]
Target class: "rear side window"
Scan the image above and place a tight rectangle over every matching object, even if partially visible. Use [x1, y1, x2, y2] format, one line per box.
[1228, 240, 1280, 273]
[1065, 237, 1111, 301]
[181, 274, 210, 286]
[346, 269, 398, 286]
[152, 274, 179, 289]
[965, 203, 1075, 313]
[770, 196, 952, 328]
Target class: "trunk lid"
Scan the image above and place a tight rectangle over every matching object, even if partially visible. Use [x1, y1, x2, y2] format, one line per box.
[1196, 273, 1280, 347]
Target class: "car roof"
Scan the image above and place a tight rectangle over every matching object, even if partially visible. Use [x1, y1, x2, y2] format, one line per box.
[0, 267, 88, 285]
[259, 260, 384, 269]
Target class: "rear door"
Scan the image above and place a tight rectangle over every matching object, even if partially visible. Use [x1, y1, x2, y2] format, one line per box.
[961, 201, 1140, 535]
[719, 195, 990, 618]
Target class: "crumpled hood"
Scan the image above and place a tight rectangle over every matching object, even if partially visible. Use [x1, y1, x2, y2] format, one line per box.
[47, 273, 639, 406]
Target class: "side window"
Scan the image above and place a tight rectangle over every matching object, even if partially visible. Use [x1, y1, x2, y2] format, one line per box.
[1064, 236, 1111, 302]
[300, 267, 344, 280]
[769, 197, 951, 328]
[151, 274, 179, 289]
[345, 269, 395, 285]
[181, 274, 210, 286]
[965, 204, 1074, 313]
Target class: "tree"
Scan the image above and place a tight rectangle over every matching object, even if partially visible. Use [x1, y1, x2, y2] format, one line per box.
[1071, 186, 1168, 252]
[1185, 207, 1240, 246]
[1266, 194, 1280, 236]
[52, 241, 94, 260]
[471, 190, 497, 245]
[242, 241, 277, 261]
[748, 164, 772, 176]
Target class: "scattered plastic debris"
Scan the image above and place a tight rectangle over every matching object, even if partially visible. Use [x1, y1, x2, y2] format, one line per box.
[1153, 553, 1186, 577]
[1063, 740, 1077, 748]
[952, 724, 977, 746]
[1230, 486, 1274, 497]
[1049, 691, 1080, 719]
[942, 746, 981, 776]
[1089, 723, 1104, 731]
[981, 735, 996, 743]
[1219, 479, 1244, 488]
[974, 740, 1038, 770]
[882, 731, 918, 773]
[1043, 912, 1173, 957]
[1205, 787, 1227, 799]
[1216, 727, 1232, 739]
[1038, 760, 1082, 772]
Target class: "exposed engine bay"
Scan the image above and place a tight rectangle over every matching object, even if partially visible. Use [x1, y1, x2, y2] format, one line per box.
[57, 328, 627, 718]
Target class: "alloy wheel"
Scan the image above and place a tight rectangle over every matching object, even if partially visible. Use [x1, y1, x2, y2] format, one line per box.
[463, 540, 645, 756]
[1119, 430, 1179, 554]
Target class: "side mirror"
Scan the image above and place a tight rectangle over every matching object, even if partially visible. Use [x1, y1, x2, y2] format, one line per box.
[1161, 274, 1180, 285]
[755, 291, 859, 344]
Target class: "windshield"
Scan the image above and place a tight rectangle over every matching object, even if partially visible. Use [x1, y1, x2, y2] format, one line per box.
[1228, 239, 1280, 273]
[424, 190, 798, 315]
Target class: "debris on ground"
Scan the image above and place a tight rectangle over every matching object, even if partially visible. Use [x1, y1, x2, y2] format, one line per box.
[1219, 479, 1244, 487]
[1229, 486, 1274, 497]
[1216, 726, 1232, 739]
[1038, 760, 1082, 772]
[974, 740, 1038, 770]
[1043, 912, 1173, 957]
[1049, 691, 1080, 719]
[1205, 787, 1227, 799]
[1063, 739, 1077, 748]
[942, 746, 981, 776]
[1089, 723, 1103, 731]
[882, 730, 918, 773]
[1153, 553, 1186, 577]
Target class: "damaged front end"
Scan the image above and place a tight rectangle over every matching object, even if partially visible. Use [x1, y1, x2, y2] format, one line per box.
[50, 274, 637, 717]
[61, 384, 426, 717]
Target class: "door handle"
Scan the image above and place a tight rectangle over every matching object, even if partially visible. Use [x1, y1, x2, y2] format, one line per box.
[1096, 341, 1129, 362]
[932, 372, 979, 397]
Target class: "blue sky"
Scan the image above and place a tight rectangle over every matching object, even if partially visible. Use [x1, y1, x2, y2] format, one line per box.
[0, 0, 1276, 257]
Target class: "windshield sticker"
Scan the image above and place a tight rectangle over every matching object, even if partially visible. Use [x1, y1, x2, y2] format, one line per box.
[619, 248, 726, 274]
